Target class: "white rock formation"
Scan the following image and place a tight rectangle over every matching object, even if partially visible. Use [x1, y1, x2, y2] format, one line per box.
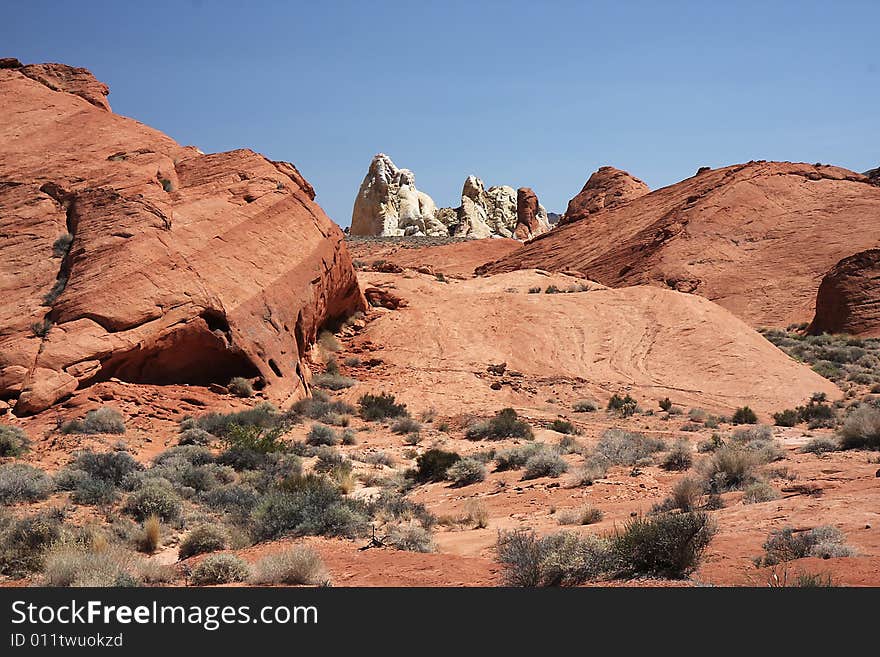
[350, 154, 447, 236]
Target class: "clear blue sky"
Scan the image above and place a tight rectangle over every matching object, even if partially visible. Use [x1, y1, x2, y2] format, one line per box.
[3, 0, 878, 226]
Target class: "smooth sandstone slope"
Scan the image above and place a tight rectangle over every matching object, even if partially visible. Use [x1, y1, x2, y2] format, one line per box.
[0, 62, 364, 414]
[357, 270, 839, 416]
[478, 161, 880, 328]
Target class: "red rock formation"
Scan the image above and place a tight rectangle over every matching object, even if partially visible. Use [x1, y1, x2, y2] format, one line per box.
[808, 249, 880, 337]
[560, 166, 649, 225]
[514, 187, 541, 240]
[478, 162, 880, 328]
[0, 62, 364, 414]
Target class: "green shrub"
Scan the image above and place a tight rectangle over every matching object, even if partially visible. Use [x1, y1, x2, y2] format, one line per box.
[522, 451, 567, 480]
[251, 545, 327, 585]
[251, 484, 369, 541]
[341, 429, 357, 445]
[179, 525, 229, 560]
[611, 512, 716, 578]
[414, 449, 461, 483]
[42, 541, 136, 587]
[0, 425, 29, 456]
[391, 417, 421, 434]
[446, 458, 486, 486]
[291, 392, 354, 421]
[659, 397, 673, 412]
[52, 232, 73, 257]
[465, 408, 533, 440]
[387, 522, 435, 552]
[70, 477, 118, 506]
[154, 444, 214, 467]
[197, 402, 280, 438]
[228, 377, 254, 398]
[550, 419, 578, 434]
[306, 423, 338, 446]
[661, 440, 693, 471]
[797, 401, 835, 424]
[178, 427, 214, 446]
[358, 393, 408, 421]
[494, 444, 542, 471]
[496, 529, 611, 587]
[0, 510, 64, 576]
[742, 480, 779, 504]
[570, 460, 608, 486]
[572, 399, 598, 413]
[312, 373, 356, 390]
[123, 483, 182, 521]
[190, 553, 249, 585]
[668, 476, 706, 512]
[0, 462, 52, 503]
[759, 526, 855, 565]
[593, 428, 665, 466]
[607, 394, 638, 417]
[220, 423, 287, 455]
[732, 407, 758, 425]
[200, 484, 259, 517]
[61, 406, 126, 435]
[773, 409, 799, 427]
[838, 406, 880, 449]
[701, 445, 760, 491]
[800, 437, 838, 454]
[70, 449, 143, 486]
[557, 505, 603, 526]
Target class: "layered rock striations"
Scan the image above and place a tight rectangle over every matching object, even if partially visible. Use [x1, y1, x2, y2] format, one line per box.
[0, 60, 365, 413]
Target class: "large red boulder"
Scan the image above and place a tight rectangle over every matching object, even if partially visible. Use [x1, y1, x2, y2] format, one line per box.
[560, 166, 649, 225]
[809, 249, 880, 337]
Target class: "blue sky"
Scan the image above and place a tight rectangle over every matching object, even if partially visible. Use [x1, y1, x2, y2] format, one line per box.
[3, 0, 878, 226]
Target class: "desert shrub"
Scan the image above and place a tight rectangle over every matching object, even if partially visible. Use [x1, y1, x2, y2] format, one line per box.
[528, 286, 541, 293]
[71, 449, 143, 486]
[688, 408, 708, 423]
[545, 285, 561, 294]
[812, 360, 842, 380]
[446, 458, 486, 486]
[773, 409, 799, 427]
[593, 428, 665, 466]
[759, 526, 855, 565]
[197, 402, 280, 438]
[200, 484, 259, 517]
[190, 553, 249, 585]
[312, 373, 356, 390]
[0, 462, 52, 503]
[522, 450, 567, 479]
[462, 499, 489, 528]
[70, 477, 118, 506]
[414, 449, 461, 483]
[61, 406, 126, 435]
[659, 397, 673, 412]
[387, 522, 435, 552]
[550, 419, 578, 434]
[732, 406, 758, 425]
[607, 394, 638, 417]
[697, 434, 725, 453]
[343, 356, 361, 367]
[391, 417, 421, 435]
[123, 483, 182, 521]
[669, 476, 706, 512]
[358, 393, 408, 421]
[494, 443, 542, 471]
[797, 401, 835, 424]
[372, 490, 436, 529]
[220, 423, 288, 455]
[251, 484, 369, 541]
[154, 445, 214, 468]
[403, 432, 420, 446]
[52, 232, 73, 257]
[42, 541, 137, 587]
[661, 440, 693, 471]
[572, 399, 598, 413]
[317, 330, 340, 352]
[306, 423, 338, 446]
[291, 391, 354, 422]
[466, 408, 533, 440]
[178, 427, 214, 446]
[135, 515, 162, 553]
[0, 510, 64, 576]
[557, 505, 603, 526]
[838, 406, 880, 449]
[251, 545, 327, 585]
[569, 459, 608, 486]
[680, 422, 701, 432]
[0, 425, 29, 457]
[496, 529, 611, 587]
[228, 377, 254, 398]
[800, 437, 838, 454]
[742, 480, 779, 504]
[701, 446, 760, 491]
[179, 525, 228, 560]
[610, 512, 716, 578]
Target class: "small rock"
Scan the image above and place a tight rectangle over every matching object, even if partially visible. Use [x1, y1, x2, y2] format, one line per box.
[490, 381, 502, 390]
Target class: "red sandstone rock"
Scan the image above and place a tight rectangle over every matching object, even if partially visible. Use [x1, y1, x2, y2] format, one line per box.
[514, 187, 541, 240]
[364, 287, 407, 309]
[478, 162, 880, 328]
[809, 249, 880, 337]
[0, 62, 364, 414]
[560, 166, 649, 225]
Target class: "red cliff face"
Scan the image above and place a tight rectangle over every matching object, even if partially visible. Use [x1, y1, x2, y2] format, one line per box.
[478, 161, 880, 329]
[0, 62, 365, 414]
[809, 249, 880, 337]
